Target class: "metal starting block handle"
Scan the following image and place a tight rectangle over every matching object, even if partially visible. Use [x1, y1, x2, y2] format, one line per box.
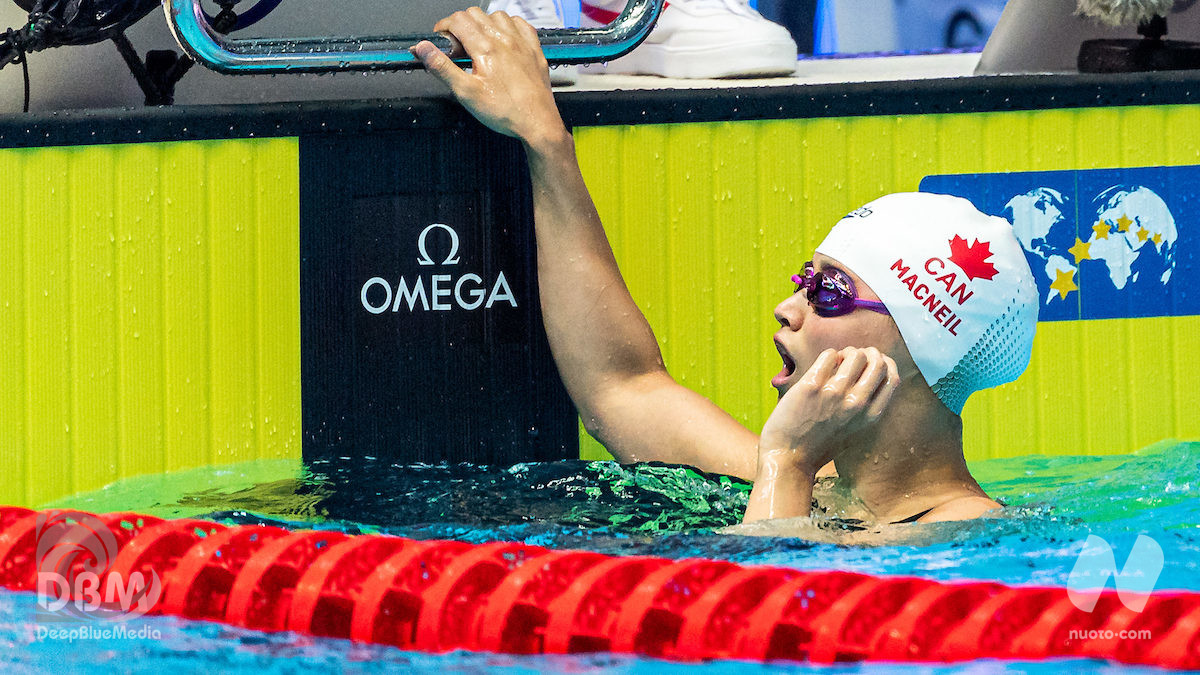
[162, 0, 665, 74]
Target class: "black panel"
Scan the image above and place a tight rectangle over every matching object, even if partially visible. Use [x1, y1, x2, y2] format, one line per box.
[299, 127, 577, 465]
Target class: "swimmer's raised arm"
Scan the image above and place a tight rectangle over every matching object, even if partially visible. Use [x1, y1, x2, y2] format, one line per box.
[414, 9, 759, 479]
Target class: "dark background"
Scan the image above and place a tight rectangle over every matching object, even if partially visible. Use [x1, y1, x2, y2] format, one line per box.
[299, 126, 578, 467]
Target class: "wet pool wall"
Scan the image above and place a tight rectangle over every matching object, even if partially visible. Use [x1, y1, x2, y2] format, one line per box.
[0, 103, 578, 507]
[3, 73, 1200, 506]
[0, 138, 302, 506]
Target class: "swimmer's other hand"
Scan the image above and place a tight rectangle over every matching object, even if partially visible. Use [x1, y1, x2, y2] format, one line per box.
[758, 346, 900, 475]
[412, 8, 570, 151]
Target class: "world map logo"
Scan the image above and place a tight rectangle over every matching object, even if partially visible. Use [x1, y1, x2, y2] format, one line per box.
[1005, 186, 1178, 305]
[921, 167, 1195, 322]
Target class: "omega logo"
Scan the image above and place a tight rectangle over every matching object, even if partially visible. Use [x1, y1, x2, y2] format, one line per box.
[361, 223, 518, 314]
[416, 223, 461, 266]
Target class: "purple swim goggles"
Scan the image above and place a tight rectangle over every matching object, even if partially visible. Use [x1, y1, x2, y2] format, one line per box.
[791, 261, 890, 318]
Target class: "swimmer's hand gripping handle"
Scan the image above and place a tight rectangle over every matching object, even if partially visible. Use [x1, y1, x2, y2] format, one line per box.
[162, 0, 665, 74]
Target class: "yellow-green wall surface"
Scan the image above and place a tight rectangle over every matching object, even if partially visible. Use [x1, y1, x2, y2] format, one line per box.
[573, 104, 1200, 462]
[0, 138, 302, 507]
[4, 103, 1200, 506]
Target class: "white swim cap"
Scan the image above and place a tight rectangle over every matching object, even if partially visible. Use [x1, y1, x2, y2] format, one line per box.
[815, 193, 1039, 414]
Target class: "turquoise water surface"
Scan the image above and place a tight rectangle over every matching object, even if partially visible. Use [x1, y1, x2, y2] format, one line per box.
[2, 441, 1197, 673]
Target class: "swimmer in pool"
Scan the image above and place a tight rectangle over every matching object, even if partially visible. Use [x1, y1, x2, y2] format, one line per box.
[412, 9, 1039, 526]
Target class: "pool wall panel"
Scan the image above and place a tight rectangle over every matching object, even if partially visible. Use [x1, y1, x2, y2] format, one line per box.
[0, 139, 302, 507]
[4, 79, 1200, 504]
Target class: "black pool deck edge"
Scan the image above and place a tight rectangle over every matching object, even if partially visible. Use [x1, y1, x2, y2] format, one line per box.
[1, 70, 1198, 149]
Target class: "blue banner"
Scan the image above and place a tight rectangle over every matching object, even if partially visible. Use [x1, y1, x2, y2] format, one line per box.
[921, 167, 1198, 321]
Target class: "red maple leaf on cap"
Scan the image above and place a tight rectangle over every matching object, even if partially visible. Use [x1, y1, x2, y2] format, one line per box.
[947, 235, 998, 281]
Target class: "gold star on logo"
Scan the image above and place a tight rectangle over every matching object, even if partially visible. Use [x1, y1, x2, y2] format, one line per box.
[1137, 227, 1150, 243]
[1116, 215, 1134, 232]
[1092, 221, 1111, 240]
[1153, 232, 1164, 245]
[1068, 238, 1091, 264]
[1050, 267, 1078, 300]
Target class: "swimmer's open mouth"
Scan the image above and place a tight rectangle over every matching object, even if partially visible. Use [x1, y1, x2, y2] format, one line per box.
[773, 339, 796, 386]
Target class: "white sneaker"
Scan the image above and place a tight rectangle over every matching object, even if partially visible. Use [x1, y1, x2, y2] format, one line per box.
[485, 0, 579, 85]
[580, 0, 797, 78]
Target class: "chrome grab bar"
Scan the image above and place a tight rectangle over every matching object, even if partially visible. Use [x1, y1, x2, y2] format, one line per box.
[162, 0, 665, 74]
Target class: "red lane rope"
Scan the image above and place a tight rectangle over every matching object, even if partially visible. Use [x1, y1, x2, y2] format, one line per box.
[5, 507, 1197, 669]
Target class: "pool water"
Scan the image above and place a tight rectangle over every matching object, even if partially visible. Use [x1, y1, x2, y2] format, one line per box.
[3, 441, 1198, 673]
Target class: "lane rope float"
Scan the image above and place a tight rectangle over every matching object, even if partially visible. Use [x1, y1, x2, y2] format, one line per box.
[2, 506, 1196, 668]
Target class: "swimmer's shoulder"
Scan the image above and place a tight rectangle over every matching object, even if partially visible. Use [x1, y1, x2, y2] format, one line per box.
[916, 495, 1003, 523]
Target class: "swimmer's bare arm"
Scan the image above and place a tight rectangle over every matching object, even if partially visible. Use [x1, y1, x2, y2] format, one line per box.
[526, 143, 759, 479]
[414, 9, 759, 480]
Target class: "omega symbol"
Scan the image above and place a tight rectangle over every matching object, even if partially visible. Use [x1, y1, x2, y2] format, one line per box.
[416, 223, 461, 266]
